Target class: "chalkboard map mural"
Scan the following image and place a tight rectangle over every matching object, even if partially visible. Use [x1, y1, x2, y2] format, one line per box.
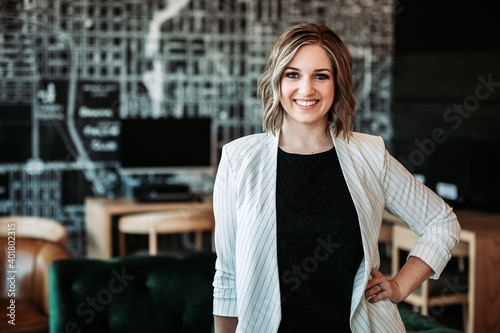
[0, 0, 394, 256]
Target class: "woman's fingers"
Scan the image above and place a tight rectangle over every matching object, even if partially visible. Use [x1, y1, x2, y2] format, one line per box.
[365, 268, 392, 303]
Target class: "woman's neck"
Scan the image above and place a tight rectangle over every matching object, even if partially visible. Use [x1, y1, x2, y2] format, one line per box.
[279, 121, 333, 155]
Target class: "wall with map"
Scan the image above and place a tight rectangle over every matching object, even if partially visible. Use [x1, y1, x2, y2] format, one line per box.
[0, 0, 394, 256]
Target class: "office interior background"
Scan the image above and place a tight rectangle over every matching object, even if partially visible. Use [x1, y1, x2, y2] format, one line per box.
[0, 0, 499, 258]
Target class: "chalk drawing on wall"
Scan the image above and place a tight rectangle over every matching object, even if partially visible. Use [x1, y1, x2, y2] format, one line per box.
[0, 0, 394, 256]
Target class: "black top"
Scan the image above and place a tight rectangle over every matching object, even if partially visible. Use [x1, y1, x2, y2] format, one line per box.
[276, 147, 363, 333]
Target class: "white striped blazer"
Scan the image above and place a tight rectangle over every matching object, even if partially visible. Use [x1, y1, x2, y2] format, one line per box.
[212, 130, 460, 333]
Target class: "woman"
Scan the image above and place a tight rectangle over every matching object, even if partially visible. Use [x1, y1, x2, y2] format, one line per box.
[212, 23, 460, 333]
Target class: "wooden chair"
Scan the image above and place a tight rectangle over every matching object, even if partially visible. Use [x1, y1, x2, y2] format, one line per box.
[118, 205, 215, 256]
[391, 224, 469, 330]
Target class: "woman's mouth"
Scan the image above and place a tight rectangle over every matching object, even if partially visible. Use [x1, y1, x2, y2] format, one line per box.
[294, 99, 319, 107]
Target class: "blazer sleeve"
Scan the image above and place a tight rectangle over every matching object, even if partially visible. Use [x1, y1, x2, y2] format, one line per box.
[380, 147, 461, 279]
[212, 146, 239, 317]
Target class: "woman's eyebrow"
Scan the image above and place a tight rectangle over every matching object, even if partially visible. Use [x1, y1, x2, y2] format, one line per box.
[284, 66, 332, 73]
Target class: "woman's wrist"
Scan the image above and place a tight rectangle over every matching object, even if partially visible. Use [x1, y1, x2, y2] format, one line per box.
[391, 256, 434, 302]
[388, 277, 407, 303]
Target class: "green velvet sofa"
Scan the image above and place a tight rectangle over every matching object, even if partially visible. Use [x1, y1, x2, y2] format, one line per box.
[399, 308, 462, 333]
[49, 252, 216, 333]
[49, 252, 462, 333]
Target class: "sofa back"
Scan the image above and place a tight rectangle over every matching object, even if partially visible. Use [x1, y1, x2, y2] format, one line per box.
[49, 252, 216, 333]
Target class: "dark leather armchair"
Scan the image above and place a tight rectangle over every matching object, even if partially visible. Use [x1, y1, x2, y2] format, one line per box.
[0, 238, 73, 333]
[0, 216, 73, 333]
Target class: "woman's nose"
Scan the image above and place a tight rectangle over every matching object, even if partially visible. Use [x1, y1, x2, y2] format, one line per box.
[298, 78, 314, 96]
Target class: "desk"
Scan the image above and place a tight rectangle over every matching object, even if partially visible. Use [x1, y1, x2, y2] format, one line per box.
[455, 210, 500, 333]
[383, 209, 500, 333]
[85, 196, 213, 259]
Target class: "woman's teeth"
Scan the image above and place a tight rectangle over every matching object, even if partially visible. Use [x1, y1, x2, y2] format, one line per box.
[295, 100, 318, 107]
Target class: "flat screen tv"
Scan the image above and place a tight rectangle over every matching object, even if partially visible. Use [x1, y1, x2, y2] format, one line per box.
[119, 117, 212, 174]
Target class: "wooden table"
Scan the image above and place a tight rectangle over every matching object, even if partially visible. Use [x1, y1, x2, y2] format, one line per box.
[383, 209, 500, 333]
[84, 196, 213, 259]
[454, 209, 500, 333]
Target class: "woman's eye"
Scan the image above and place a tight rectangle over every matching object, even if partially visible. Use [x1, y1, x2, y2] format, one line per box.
[285, 72, 299, 79]
[315, 73, 329, 80]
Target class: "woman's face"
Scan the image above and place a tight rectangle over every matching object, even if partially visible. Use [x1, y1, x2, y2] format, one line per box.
[280, 44, 335, 129]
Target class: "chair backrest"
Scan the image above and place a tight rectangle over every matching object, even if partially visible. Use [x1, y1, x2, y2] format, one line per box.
[392, 224, 469, 256]
[0, 238, 73, 315]
[0, 216, 67, 245]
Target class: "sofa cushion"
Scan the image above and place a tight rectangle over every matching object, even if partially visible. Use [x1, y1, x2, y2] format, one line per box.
[50, 252, 216, 333]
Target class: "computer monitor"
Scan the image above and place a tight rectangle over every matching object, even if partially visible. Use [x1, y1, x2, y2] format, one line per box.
[119, 117, 213, 175]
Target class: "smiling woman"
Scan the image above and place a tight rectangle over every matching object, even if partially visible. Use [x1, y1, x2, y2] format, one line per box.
[212, 23, 460, 333]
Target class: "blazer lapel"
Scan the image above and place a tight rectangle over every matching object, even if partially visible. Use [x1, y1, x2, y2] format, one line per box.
[235, 132, 282, 332]
[333, 134, 378, 314]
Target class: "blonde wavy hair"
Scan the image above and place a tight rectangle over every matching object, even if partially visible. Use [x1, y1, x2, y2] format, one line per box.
[258, 23, 359, 138]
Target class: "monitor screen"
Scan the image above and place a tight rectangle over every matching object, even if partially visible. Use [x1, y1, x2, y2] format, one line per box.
[119, 118, 212, 174]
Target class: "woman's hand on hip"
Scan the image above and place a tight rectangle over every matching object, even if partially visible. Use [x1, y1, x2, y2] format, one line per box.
[364, 268, 405, 304]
